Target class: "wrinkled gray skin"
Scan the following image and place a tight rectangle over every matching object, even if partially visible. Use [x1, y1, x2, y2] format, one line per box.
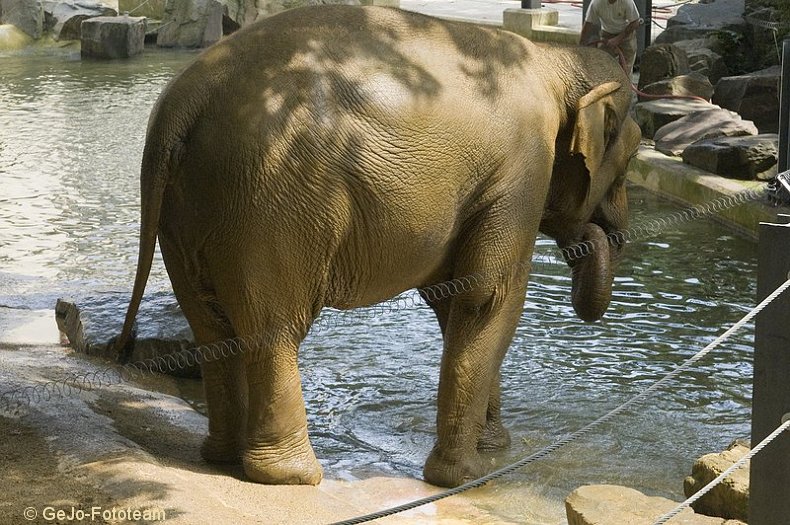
[117, 5, 641, 488]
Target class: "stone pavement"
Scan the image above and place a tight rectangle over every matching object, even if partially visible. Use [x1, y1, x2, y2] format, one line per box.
[0, 312, 559, 525]
[398, 0, 682, 40]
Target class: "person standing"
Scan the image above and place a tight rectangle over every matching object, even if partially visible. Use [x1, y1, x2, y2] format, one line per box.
[579, 0, 642, 76]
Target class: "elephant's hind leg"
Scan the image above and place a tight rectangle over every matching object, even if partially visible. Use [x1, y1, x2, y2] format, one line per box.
[161, 247, 248, 464]
[238, 326, 322, 485]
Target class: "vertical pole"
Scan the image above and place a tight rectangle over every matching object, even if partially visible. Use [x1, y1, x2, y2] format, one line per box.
[634, 0, 647, 67]
[749, 215, 790, 525]
[779, 39, 790, 172]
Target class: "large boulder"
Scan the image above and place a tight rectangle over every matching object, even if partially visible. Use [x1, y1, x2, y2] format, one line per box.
[633, 99, 715, 139]
[565, 484, 745, 525]
[673, 39, 729, 85]
[80, 14, 145, 58]
[682, 134, 778, 180]
[639, 72, 714, 103]
[712, 66, 780, 133]
[683, 441, 750, 521]
[48, 0, 116, 40]
[655, 0, 747, 44]
[0, 0, 44, 38]
[638, 44, 690, 90]
[156, 0, 222, 47]
[0, 22, 34, 48]
[653, 108, 757, 156]
[231, 0, 362, 31]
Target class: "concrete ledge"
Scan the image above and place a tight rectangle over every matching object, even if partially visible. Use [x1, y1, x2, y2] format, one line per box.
[360, 0, 400, 6]
[628, 146, 779, 240]
[503, 7, 579, 45]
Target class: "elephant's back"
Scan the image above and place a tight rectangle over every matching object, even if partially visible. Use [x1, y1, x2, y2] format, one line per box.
[173, 5, 536, 111]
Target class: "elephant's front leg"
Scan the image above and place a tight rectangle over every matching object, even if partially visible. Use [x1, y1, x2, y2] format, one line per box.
[423, 278, 527, 487]
[478, 374, 511, 451]
[424, 294, 512, 453]
[243, 333, 322, 485]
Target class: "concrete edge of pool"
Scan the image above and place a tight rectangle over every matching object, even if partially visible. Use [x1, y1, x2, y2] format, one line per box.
[628, 145, 781, 241]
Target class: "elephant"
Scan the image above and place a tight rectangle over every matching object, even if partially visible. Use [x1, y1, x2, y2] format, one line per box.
[116, 5, 641, 488]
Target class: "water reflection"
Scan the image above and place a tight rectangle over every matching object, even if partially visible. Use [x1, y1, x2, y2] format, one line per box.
[0, 49, 760, 523]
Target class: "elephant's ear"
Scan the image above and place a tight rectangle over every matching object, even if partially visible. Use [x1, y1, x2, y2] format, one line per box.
[570, 81, 622, 180]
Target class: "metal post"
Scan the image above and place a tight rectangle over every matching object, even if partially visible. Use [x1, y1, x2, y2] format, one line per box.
[520, 0, 541, 8]
[749, 215, 790, 525]
[634, 0, 647, 66]
[779, 39, 790, 172]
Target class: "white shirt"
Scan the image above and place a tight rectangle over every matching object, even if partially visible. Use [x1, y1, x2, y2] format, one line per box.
[585, 0, 640, 34]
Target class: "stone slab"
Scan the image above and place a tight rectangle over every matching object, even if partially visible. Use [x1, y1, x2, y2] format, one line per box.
[565, 484, 745, 525]
[50, 0, 116, 40]
[634, 99, 718, 139]
[80, 14, 145, 58]
[653, 107, 757, 157]
[684, 441, 749, 521]
[682, 134, 778, 180]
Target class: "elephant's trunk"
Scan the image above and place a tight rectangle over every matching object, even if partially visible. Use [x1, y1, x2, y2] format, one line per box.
[568, 223, 614, 322]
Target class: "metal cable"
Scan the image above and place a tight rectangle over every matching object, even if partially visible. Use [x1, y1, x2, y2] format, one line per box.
[328, 277, 790, 525]
[653, 418, 790, 525]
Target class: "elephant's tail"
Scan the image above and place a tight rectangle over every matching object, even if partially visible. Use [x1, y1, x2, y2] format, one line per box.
[114, 137, 174, 361]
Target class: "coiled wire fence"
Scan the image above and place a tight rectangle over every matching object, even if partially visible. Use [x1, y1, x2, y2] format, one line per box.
[1, 177, 789, 525]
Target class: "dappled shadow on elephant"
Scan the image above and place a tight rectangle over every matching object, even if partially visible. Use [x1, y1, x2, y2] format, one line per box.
[116, 5, 641, 489]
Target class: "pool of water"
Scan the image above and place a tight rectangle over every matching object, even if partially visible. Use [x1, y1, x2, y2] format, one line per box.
[0, 48, 759, 523]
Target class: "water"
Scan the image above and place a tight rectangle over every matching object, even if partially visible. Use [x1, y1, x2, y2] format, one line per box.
[0, 49, 759, 523]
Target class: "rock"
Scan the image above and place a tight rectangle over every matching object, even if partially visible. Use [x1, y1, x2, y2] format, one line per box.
[0, 0, 44, 38]
[0, 22, 34, 49]
[633, 98, 715, 139]
[55, 292, 199, 378]
[80, 14, 144, 57]
[565, 484, 745, 525]
[681, 134, 778, 180]
[217, 0, 255, 31]
[683, 441, 750, 521]
[655, 0, 746, 44]
[674, 39, 729, 84]
[713, 66, 780, 133]
[639, 73, 714, 103]
[637, 44, 690, 90]
[47, 0, 116, 40]
[118, 0, 165, 18]
[653, 108, 757, 156]
[156, 0, 222, 48]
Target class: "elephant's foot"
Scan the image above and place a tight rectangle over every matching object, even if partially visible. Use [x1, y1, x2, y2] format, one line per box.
[243, 431, 323, 485]
[477, 420, 511, 452]
[200, 435, 242, 464]
[423, 446, 490, 488]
